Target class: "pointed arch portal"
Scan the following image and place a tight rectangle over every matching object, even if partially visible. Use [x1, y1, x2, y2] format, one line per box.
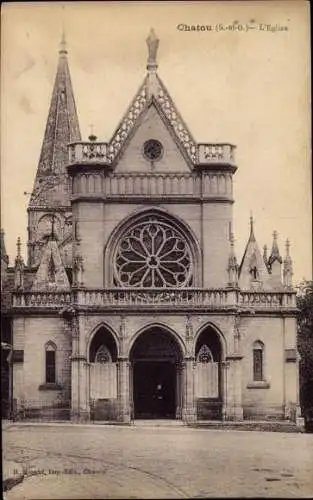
[130, 327, 184, 419]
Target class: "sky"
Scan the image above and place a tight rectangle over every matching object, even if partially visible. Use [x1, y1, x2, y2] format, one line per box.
[1, 1, 312, 284]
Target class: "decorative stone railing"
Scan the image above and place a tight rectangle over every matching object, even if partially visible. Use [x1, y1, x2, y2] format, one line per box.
[13, 291, 72, 308]
[76, 288, 233, 308]
[239, 291, 297, 308]
[71, 172, 233, 199]
[69, 142, 108, 164]
[197, 143, 236, 165]
[12, 289, 296, 310]
[68, 142, 236, 167]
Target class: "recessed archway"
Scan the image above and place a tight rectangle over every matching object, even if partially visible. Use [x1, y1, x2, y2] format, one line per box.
[194, 325, 224, 420]
[88, 326, 118, 420]
[130, 326, 184, 419]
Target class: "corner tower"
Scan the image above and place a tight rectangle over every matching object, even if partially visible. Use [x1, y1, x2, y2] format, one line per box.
[27, 33, 81, 269]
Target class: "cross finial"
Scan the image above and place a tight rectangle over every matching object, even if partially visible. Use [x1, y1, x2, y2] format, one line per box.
[146, 28, 159, 71]
[249, 212, 255, 241]
[88, 123, 97, 142]
[59, 28, 67, 56]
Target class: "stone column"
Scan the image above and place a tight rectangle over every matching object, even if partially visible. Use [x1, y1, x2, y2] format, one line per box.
[182, 358, 196, 423]
[70, 315, 89, 422]
[224, 354, 243, 420]
[117, 357, 131, 422]
[175, 361, 183, 419]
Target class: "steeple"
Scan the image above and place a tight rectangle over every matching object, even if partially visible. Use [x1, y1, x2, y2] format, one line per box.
[29, 34, 81, 207]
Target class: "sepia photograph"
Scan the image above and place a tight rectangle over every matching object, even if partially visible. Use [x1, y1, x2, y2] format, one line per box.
[1, 1, 312, 498]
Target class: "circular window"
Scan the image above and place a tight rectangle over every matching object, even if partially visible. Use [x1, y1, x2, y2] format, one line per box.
[143, 139, 163, 162]
[114, 217, 193, 288]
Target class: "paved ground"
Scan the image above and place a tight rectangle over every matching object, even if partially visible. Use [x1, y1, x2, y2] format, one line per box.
[3, 422, 313, 498]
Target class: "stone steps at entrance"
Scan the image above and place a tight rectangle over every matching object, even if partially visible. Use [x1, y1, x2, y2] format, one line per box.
[133, 419, 184, 427]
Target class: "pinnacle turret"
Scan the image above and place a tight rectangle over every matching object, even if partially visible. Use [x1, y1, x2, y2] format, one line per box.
[268, 230, 283, 268]
[283, 239, 293, 287]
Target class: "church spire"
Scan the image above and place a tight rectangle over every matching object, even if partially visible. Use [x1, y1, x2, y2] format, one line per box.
[29, 35, 81, 207]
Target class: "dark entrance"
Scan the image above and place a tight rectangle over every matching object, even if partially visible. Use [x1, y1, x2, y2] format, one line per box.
[134, 361, 175, 419]
[130, 328, 183, 420]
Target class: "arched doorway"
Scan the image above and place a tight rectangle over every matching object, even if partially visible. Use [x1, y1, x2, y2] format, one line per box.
[195, 326, 224, 420]
[130, 327, 183, 419]
[89, 326, 118, 420]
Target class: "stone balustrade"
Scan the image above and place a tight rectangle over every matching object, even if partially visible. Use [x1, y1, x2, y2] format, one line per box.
[12, 288, 297, 310]
[198, 143, 236, 165]
[13, 291, 72, 308]
[69, 142, 108, 164]
[68, 142, 236, 167]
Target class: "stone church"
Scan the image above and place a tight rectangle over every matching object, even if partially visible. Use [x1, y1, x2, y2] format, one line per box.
[1, 30, 299, 423]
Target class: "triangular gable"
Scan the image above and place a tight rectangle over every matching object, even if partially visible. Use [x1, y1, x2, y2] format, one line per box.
[114, 102, 192, 173]
[107, 73, 197, 166]
[239, 238, 270, 290]
[32, 239, 70, 291]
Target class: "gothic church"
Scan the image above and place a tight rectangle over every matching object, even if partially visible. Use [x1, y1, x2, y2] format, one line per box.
[1, 30, 299, 423]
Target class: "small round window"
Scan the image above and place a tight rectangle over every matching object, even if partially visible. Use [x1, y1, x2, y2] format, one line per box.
[143, 139, 163, 162]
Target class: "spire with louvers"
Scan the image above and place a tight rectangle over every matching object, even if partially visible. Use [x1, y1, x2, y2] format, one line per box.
[29, 34, 81, 207]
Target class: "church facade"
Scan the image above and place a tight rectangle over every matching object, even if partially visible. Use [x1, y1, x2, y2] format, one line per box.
[2, 31, 299, 423]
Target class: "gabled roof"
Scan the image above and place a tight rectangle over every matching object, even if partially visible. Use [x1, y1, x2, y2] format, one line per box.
[32, 237, 70, 291]
[239, 217, 270, 289]
[107, 30, 197, 166]
[29, 34, 81, 207]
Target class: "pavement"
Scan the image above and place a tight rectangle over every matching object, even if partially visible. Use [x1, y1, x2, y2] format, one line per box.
[2, 420, 312, 498]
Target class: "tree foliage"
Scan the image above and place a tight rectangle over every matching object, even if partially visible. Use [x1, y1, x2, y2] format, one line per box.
[297, 280, 313, 412]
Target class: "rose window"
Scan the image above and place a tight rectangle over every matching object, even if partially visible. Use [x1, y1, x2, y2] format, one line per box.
[114, 218, 193, 287]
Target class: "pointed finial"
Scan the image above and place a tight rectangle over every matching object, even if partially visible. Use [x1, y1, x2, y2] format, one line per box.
[230, 232, 235, 247]
[17, 236, 21, 257]
[146, 28, 159, 71]
[263, 244, 268, 259]
[285, 239, 291, 258]
[249, 212, 255, 241]
[59, 29, 67, 56]
[273, 230, 278, 241]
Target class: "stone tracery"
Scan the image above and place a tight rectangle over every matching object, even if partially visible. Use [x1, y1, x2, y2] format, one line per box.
[114, 216, 193, 288]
